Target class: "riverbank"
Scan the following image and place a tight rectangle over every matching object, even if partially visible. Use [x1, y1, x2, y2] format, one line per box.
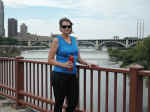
[0, 47, 21, 57]
[0, 46, 49, 58]
[0, 45, 48, 51]
[108, 36, 150, 70]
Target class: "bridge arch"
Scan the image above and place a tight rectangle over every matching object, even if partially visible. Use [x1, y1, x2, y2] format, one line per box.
[98, 41, 126, 48]
[127, 41, 137, 48]
[31, 41, 50, 47]
[78, 41, 95, 47]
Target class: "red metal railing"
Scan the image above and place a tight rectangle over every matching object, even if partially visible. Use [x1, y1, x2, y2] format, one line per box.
[0, 57, 150, 112]
[0, 58, 16, 101]
[77, 65, 130, 112]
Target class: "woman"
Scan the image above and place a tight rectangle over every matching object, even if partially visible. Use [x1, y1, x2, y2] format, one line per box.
[48, 17, 96, 112]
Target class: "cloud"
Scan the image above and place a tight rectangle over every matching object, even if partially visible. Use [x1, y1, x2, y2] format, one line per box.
[77, 0, 150, 19]
[4, 17, 150, 39]
[3, 0, 150, 38]
[18, 19, 60, 36]
[15, 18, 143, 39]
[72, 18, 137, 39]
[4, 0, 79, 8]
[4, 0, 150, 19]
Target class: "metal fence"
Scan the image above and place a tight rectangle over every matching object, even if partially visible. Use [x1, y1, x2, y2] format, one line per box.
[0, 57, 150, 112]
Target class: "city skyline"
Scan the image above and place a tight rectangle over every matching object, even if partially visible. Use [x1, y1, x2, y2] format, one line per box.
[3, 0, 150, 39]
[0, 0, 4, 37]
[8, 18, 18, 37]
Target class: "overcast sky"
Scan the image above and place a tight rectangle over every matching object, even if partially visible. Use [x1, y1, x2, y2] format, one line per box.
[3, 0, 150, 39]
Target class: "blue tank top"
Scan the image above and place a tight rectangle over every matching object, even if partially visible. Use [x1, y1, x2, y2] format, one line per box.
[54, 35, 79, 74]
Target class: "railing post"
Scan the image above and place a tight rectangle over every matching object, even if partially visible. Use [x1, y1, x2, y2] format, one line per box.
[15, 56, 24, 107]
[129, 65, 144, 112]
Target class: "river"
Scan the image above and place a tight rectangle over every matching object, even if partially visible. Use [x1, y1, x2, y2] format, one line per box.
[21, 47, 148, 112]
[21, 47, 120, 67]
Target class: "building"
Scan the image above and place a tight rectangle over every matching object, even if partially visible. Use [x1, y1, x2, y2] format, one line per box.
[20, 23, 28, 34]
[14, 33, 52, 41]
[8, 18, 18, 37]
[0, 0, 5, 37]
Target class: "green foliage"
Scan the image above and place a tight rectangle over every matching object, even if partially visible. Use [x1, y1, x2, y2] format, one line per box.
[108, 35, 150, 69]
[0, 47, 21, 57]
[0, 38, 18, 45]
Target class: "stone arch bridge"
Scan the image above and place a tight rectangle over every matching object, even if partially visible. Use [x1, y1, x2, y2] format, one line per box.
[78, 38, 143, 49]
[18, 38, 143, 49]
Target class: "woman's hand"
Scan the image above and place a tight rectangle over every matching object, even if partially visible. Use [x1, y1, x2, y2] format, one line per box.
[63, 61, 73, 69]
[87, 63, 99, 68]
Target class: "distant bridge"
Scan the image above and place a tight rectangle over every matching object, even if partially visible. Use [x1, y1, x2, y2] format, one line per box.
[78, 38, 144, 49]
[17, 38, 144, 49]
[16, 40, 52, 47]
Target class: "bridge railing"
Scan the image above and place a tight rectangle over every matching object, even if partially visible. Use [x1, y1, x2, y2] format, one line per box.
[0, 57, 16, 101]
[0, 57, 150, 112]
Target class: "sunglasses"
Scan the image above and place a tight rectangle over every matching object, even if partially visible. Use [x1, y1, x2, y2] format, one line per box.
[61, 25, 72, 29]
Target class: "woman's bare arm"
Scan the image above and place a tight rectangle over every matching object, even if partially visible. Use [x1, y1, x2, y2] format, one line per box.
[48, 38, 73, 68]
[77, 40, 99, 68]
[77, 50, 88, 65]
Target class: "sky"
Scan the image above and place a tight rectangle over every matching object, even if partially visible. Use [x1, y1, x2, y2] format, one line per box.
[3, 0, 150, 39]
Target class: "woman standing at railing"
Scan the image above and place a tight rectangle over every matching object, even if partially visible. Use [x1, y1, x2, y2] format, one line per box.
[48, 17, 97, 112]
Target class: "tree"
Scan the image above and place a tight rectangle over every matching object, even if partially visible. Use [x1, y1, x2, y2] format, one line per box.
[108, 35, 150, 69]
[0, 47, 21, 57]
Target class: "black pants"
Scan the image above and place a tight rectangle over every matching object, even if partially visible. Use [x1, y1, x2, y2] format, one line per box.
[51, 71, 79, 112]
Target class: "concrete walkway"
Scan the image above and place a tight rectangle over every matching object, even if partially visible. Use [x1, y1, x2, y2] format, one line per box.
[0, 96, 36, 112]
